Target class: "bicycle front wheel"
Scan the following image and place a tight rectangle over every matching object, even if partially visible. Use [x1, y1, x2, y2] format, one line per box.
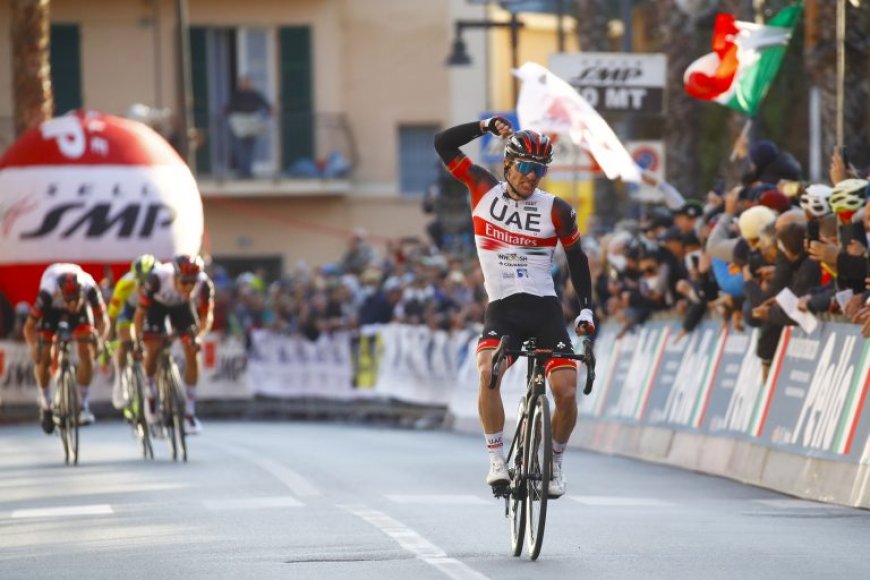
[131, 364, 153, 460]
[59, 369, 80, 466]
[172, 380, 187, 463]
[159, 373, 178, 461]
[506, 399, 527, 557]
[525, 395, 551, 560]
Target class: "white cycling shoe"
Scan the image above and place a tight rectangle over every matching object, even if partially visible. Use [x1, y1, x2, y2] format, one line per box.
[486, 455, 510, 486]
[548, 462, 566, 498]
[78, 403, 95, 426]
[185, 415, 202, 435]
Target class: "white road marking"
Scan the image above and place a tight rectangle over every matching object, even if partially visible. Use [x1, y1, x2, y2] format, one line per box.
[341, 504, 490, 580]
[203, 496, 304, 511]
[217, 442, 322, 497]
[11, 504, 114, 519]
[570, 496, 674, 507]
[385, 494, 489, 505]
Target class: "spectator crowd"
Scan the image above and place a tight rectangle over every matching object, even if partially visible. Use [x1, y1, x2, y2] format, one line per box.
[3, 139, 870, 385]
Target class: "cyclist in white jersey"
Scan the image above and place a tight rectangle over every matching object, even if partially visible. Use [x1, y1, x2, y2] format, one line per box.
[435, 116, 595, 498]
[23, 263, 109, 432]
[133, 255, 214, 434]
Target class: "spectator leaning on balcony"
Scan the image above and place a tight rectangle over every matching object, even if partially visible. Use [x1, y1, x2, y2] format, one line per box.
[225, 75, 272, 178]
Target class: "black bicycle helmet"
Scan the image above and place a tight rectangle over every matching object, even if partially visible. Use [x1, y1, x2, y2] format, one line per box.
[504, 130, 554, 165]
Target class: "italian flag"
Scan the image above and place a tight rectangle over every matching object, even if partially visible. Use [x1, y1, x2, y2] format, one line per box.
[683, 2, 803, 116]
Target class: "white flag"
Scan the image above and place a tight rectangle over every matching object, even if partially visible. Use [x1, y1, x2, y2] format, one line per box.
[513, 62, 641, 183]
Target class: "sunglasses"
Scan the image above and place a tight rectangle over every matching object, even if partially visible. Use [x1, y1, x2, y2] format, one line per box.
[513, 160, 548, 178]
[178, 277, 198, 287]
[642, 266, 659, 275]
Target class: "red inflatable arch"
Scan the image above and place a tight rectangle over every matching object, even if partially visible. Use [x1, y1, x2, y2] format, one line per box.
[0, 110, 203, 305]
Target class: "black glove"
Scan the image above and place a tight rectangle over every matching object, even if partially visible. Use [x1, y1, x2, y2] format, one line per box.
[481, 116, 511, 136]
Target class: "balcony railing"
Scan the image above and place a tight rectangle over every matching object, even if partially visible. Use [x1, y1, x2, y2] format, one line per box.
[0, 112, 357, 185]
[192, 111, 357, 182]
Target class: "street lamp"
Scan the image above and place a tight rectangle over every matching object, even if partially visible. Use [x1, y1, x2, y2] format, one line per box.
[444, 14, 525, 101]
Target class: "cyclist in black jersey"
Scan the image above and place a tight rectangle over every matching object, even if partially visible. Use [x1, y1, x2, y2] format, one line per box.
[435, 116, 595, 498]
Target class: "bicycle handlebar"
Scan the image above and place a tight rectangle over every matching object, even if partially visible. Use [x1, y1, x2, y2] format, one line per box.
[489, 335, 596, 395]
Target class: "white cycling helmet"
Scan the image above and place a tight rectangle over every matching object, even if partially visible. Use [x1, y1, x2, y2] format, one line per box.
[738, 205, 777, 241]
[799, 184, 832, 217]
[829, 178, 868, 213]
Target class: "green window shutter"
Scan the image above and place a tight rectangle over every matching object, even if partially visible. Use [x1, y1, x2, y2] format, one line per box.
[278, 26, 313, 169]
[189, 27, 210, 173]
[50, 24, 82, 115]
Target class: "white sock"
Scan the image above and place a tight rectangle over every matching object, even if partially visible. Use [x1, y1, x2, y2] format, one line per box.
[185, 386, 196, 416]
[39, 390, 51, 411]
[79, 385, 90, 406]
[552, 440, 566, 466]
[485, 432, 504, 459]
[147, 377, 156, 399]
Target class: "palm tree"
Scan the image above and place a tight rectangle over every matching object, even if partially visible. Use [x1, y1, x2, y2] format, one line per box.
[11, 0, 53, 137]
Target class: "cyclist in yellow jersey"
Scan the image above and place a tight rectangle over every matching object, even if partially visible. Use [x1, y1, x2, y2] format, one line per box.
[108, 255, 158, 413]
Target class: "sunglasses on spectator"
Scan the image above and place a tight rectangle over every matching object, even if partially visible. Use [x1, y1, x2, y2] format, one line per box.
[513, 160, 548, 178]
[642, 266, 658, 275]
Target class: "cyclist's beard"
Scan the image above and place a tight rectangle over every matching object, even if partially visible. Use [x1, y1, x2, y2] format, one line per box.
[503, 167, 531, 200]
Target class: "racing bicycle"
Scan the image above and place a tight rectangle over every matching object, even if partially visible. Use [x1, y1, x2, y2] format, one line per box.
[488, 335, 595, 560]
[155, 334, 191, 462]
[114, 340, 155, 460]
[52, 321, 80, 466]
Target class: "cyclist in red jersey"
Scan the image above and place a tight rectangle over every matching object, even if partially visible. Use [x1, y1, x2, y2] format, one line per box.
[435, 116, 595, 498]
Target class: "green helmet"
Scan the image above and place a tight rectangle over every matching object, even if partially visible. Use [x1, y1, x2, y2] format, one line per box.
[131, 254, 157, 283]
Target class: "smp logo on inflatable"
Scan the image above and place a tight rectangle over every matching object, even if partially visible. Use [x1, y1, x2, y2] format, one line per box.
[17, 189, 175, 240]
[0, 110, 203, 304]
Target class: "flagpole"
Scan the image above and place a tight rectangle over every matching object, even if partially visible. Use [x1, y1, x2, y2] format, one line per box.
[730, 119, 752, 162]
[836, 0, 845, 148]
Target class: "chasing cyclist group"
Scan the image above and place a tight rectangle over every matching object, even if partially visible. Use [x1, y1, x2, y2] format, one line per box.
[23, 254, 214, 438]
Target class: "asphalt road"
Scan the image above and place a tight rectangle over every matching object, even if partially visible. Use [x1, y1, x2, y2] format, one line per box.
[1, 420, 869, 580]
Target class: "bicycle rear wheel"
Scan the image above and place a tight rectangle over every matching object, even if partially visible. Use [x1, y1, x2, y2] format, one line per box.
[131, 364, 153, 460]
[506, 399, 527, 557]
[525, 395, 551, 560]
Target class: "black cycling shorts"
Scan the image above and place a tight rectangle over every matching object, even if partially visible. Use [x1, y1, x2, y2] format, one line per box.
[37, 305, 95, 340]
[478, 293, 575, 375]
[142, 302, 198, 338]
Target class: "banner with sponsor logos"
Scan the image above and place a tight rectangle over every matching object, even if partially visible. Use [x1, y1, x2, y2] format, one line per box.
[246, 329, 356, 400]
[701, 328, 764, 437]
[758, 325, 870, 462]
[643, 321, 727, 431]
[583, 320, 870, 463]
[0, 333, 248, 410]
[599, 324, 671, 422]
